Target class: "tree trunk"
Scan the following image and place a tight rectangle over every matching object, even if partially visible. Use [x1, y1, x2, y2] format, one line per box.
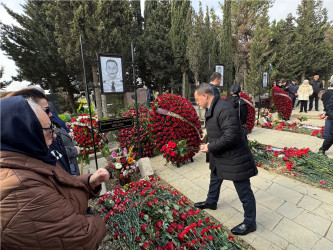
[301, 72, 305, 83]
[66, 87, 77, 114]
[92, 66, 103, 118]
[243, 57, 248, 90]
[182, 71, 186, 97]
[48, 82, 55, 93]
[101, 95, 108, 117]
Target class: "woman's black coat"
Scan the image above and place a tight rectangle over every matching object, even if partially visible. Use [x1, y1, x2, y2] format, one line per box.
[206, 95, 257, 181]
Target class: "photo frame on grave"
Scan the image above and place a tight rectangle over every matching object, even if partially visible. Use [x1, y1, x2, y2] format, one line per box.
[98, 53, 125, 94]
[262, 72, 268, 88]
[215, 64, 224, 86]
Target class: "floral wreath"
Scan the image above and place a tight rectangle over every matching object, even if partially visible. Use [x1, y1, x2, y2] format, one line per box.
[149, 94, 202, 164]
[272, 86, 292, 120]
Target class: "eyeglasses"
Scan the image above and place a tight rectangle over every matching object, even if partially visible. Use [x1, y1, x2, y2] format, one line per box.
[43, 107, 50, 116]
[42, 123, 55, 137]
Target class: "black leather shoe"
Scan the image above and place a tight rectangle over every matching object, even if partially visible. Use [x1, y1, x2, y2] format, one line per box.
[317, 135, 325, 139]
[194, 201, 217, 210]
[231, 223, 256, 235]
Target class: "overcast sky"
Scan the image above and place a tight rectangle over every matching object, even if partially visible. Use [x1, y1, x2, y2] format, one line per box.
[1, 0, 333, 82]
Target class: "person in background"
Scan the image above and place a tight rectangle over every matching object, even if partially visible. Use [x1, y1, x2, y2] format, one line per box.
[317, 90, 333, 139]
[0, 96, 109, 249]
[297, 80, 313, 113]
[226, 84, 248, 134]
[209, 72, 222, 97]
[288, 79, 299, 109]
[32, 85, 74, 138]
[194, 83, 257, 236]
[281, 80, 288, 92]
[277, 81, 283, 88]
[309, 75, 323, 111]
[4, 88, 76, 175]
[318, 93, 333, 155]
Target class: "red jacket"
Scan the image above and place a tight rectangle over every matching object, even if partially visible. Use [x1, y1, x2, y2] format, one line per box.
[0, 150, 106, 249]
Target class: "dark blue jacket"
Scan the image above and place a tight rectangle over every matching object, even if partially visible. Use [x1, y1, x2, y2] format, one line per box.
[209, 83, 220, 97]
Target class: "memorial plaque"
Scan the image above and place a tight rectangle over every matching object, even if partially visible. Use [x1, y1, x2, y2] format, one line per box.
[98, 116, 134, 132]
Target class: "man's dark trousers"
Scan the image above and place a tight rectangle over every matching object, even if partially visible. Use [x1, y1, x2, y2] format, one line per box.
[206, 171, 256, 226]
[321, 124, 333, 151]
[309, 94, 319, 111]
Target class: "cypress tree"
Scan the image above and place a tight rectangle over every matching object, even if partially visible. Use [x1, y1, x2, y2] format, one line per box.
[220, 0, 233, 90]
[169, 0, 190, 96]
[246, 4, 270, 95]
[294, 0, 329, 81]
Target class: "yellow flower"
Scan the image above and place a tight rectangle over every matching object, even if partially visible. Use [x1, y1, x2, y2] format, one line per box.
[128, 146, 134, 157]
[128, 157, 134, 164]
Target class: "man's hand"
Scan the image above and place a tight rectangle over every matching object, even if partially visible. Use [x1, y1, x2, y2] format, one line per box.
[74, 146, 80, 154]
[200, 143, 209, 153]
[319, 114, 326, 119]
[89, 168, 110, 188]
[68, 132, 74, 139]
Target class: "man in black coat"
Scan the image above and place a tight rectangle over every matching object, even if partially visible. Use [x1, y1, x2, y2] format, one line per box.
[288, 79, 299, 109]
[309, 75, 323, 111]
[194, 83, 258, 236]
[319, 92, 333, 154]
[317, 90, 333, 139]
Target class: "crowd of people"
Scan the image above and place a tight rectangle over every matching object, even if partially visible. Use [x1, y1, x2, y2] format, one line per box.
[1, 71, 332, 248]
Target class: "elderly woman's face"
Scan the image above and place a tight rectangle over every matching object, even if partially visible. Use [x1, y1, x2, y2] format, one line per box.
[36, 107, 56, 148]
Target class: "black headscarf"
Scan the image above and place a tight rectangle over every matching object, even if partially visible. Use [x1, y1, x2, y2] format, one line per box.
[229, 84, 241, 95]
[0, 96, 56, 165]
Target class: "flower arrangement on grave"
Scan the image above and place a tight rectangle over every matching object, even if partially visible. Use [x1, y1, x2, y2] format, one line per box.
[98, 176, 243, 250]
[106, 146, 138, 186]
[68, 105, 109, 166]
[116, 105, 155, 158]
[161, 139, 191, 165]
[149, 94, 202, 165]
[249, 140, 333, 188]
[259, 108, 273, 123]
[261, 119, 324, 137]
[271, 86, 292, 120]
[240, 92, 255, 133]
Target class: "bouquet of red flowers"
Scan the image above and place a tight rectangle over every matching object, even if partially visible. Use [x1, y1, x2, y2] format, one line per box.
[161, 139, 191, 165]
[69, 112, 109, 165]
[272, 86, 292, 120]
[149, 94, 202, 165]
[116, 105, 155, 158]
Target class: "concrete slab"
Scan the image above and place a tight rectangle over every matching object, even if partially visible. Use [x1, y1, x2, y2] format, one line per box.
[273, 218, 320, 249]
[266, 183, 304, 205]
[256, 203, 283, 230]
[311, 237, 333, 250]
[293, 211, 331, 236]
[276, 202, 304, 220]
[326, 224, 333, 242]
[255, 189, 285, 211]
[297, 195, 322, 211]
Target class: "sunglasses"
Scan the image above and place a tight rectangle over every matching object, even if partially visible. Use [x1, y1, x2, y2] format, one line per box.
[42, 123, 55, 137]
[43, 107, 50, 116]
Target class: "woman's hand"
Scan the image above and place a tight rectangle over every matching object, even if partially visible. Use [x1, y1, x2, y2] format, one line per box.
[89, 168, 110, 188]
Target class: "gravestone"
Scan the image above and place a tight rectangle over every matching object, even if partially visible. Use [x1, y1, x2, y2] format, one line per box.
[46, 93, 61, 113]
[138, 157, 154, 177]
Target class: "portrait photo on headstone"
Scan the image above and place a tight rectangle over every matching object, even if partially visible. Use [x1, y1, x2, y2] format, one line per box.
[215, 64, 224, 86]
[98, 53, 124, 94]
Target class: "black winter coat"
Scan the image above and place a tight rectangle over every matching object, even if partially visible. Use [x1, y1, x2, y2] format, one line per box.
[206, 95, 257, 181]
[226, 95, 248, 125]
[310, 80, 323, 94]
[325, 95, 333, 120]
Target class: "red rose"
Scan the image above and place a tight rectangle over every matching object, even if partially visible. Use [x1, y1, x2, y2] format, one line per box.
[155, 220, 163, 230]
[141, 224, 148, 233]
